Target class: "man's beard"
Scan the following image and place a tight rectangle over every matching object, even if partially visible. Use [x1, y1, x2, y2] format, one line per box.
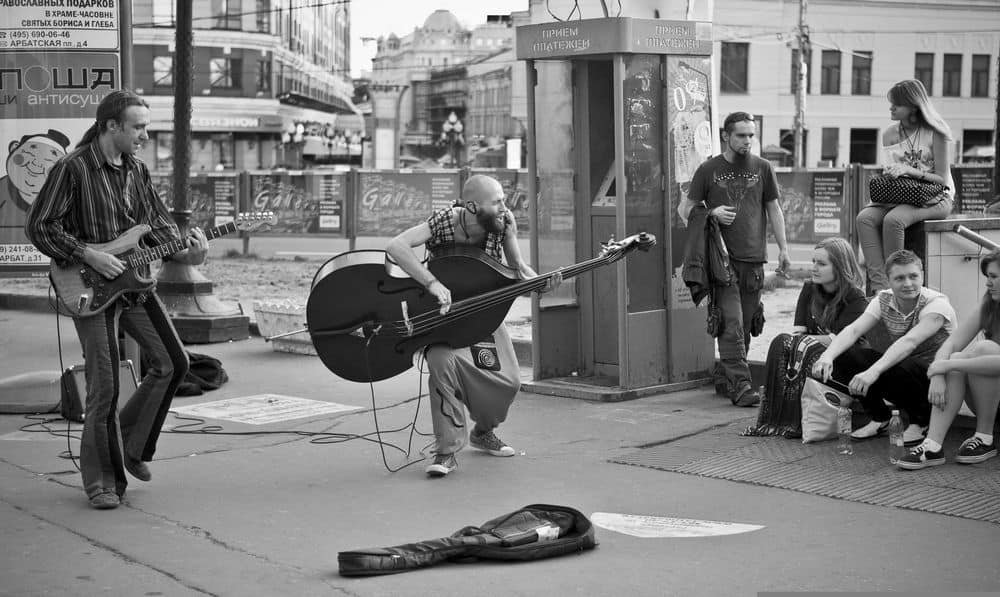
[477, 210, 506, 235]
[731, 147, 751, 167]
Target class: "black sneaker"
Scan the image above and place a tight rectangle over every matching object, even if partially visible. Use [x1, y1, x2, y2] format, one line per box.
[955, 437, 998, 465]
[425, 453, 457, 477]
[896, 444, 945, 470]
[470, 429, 515, 457]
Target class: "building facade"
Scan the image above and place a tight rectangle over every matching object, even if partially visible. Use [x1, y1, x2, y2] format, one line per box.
[132, 0, 359, 172]
[369, 10, 520, 165]
[711, 0, 999, 166]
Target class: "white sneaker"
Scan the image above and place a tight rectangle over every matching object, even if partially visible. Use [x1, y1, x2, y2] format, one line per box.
[850, 419, 888, 440]
[903, 424, 928, 445]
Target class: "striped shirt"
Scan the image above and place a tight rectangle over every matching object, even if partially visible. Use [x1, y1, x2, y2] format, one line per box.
[24, 141, 179, 266]
[863, 287, 956, 365]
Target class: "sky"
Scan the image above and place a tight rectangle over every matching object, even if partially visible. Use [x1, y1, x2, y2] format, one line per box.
[350, 0, 530, 76]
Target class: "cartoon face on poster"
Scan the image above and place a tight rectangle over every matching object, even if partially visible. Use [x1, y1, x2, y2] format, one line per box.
[0, 120, 91, 272]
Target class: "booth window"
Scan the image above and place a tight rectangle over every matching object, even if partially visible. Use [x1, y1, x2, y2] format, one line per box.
[790, 48, 812, 94]
[851, 51, 872, 95]
[821, 50, 841, 95]
[720, 42, 749, 93]
[153, 56, 173, 88]
[210, 57, 241, 88]
[914, 53, 934, 95]
[943, 54, 962, 97]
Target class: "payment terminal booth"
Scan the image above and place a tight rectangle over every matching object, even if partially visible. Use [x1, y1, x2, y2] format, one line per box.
[516, 17, 717, 400]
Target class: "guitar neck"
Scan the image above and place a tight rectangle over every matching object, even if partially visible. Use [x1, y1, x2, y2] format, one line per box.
[455, 253, 618, 311]
[125, 222, 235, 269]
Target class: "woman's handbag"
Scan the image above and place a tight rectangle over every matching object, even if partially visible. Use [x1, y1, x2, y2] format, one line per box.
[868, 174, 946, 208]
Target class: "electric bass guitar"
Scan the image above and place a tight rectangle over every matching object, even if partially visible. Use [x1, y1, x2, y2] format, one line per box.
[50, 212, 275, 318]
[306, 232, 656, 383]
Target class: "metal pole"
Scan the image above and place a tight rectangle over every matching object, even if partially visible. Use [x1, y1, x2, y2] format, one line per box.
[793, 0, 808, 170]
[120, 1, 134, 88]
[954, 225, 1000, 252]
[172, 0, 193, 231]
[613, 54, 629, 387]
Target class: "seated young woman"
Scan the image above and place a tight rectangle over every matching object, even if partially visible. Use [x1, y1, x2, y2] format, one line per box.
[896, 250, 1000, 470]
[813, 249, 956, 446]
[744, 237, 867, 437]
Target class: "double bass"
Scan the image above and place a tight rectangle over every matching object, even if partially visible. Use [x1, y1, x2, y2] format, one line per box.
[306, 233, 656, 383]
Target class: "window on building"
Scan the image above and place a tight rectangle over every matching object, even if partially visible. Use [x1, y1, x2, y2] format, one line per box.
[962, 129, 994, 163]
[255, 0, 270, 33]
[821, 127, 839, 164]
[212, 0, 241, 30]
[851, 51, 872, 95]
[790, 48, 812, 94]
[720, 42, 749, 93]
[972, 54, 991, 98]
[914, 53, 934, 94]
[210, 57, 241, 88]
[849, 128, 878, 164]
[943, 54, 962, 97]
[779, 128, 808, 165]
[821, 50, 841, 95]
[152, 0, 175, 26]
[256, 59, 271, 93]
[153, 56, 173, 87]
[155, 132, 173, 171]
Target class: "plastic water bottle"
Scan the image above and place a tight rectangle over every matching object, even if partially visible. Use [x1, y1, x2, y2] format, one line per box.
[888, 410, 906, 464]
[837, 406, 854, 455]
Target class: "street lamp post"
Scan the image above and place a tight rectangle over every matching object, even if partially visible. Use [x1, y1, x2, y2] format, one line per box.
[440, 111, 464, 168]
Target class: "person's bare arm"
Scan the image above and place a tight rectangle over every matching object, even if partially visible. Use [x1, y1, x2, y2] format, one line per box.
[385, 221, 452, 313]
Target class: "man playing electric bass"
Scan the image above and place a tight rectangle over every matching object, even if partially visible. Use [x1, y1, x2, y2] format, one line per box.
[386, 175, 559, 478]
[25, 90, 208, 510]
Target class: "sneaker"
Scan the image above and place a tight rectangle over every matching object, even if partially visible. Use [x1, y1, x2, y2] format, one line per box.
[850, 419, 888, 440]
[88, 490, 120, 510]
[732, 387, 760, 408]
[470, 429, 516, 457]
[902, 424, 928, 446]
[425, 453, 457, 477]
[955, 437, 998, 465]
[896, 444, 945, 470]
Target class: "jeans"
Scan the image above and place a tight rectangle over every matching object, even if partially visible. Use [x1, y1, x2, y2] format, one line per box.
[830, 344, 932, 426]
[714, 259, 765, 395]
[856, 196, 953, 292]
[73, 293, 188, 499]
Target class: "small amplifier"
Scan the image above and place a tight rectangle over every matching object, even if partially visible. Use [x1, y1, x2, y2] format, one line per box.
[59, 360, 139, 423]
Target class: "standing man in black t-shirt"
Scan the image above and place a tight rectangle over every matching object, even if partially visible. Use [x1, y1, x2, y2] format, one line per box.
[684, 112, 791, 406]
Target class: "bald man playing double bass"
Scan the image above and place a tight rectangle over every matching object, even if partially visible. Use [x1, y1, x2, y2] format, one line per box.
[386, 175, 560, 478]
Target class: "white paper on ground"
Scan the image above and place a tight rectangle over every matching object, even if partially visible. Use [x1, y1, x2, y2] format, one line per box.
[591, 512, 764, 538]
[170, 394, 360, 425]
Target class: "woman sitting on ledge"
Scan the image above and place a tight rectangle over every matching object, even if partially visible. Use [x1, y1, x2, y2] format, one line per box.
[744, 237, 867, 437]
[857, 79, 954, 294]
[897, 249, 1000, 470]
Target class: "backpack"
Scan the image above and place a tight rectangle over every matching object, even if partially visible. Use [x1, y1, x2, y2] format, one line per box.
[337, 504, 597, 577]
[741, 333, 825, 438]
